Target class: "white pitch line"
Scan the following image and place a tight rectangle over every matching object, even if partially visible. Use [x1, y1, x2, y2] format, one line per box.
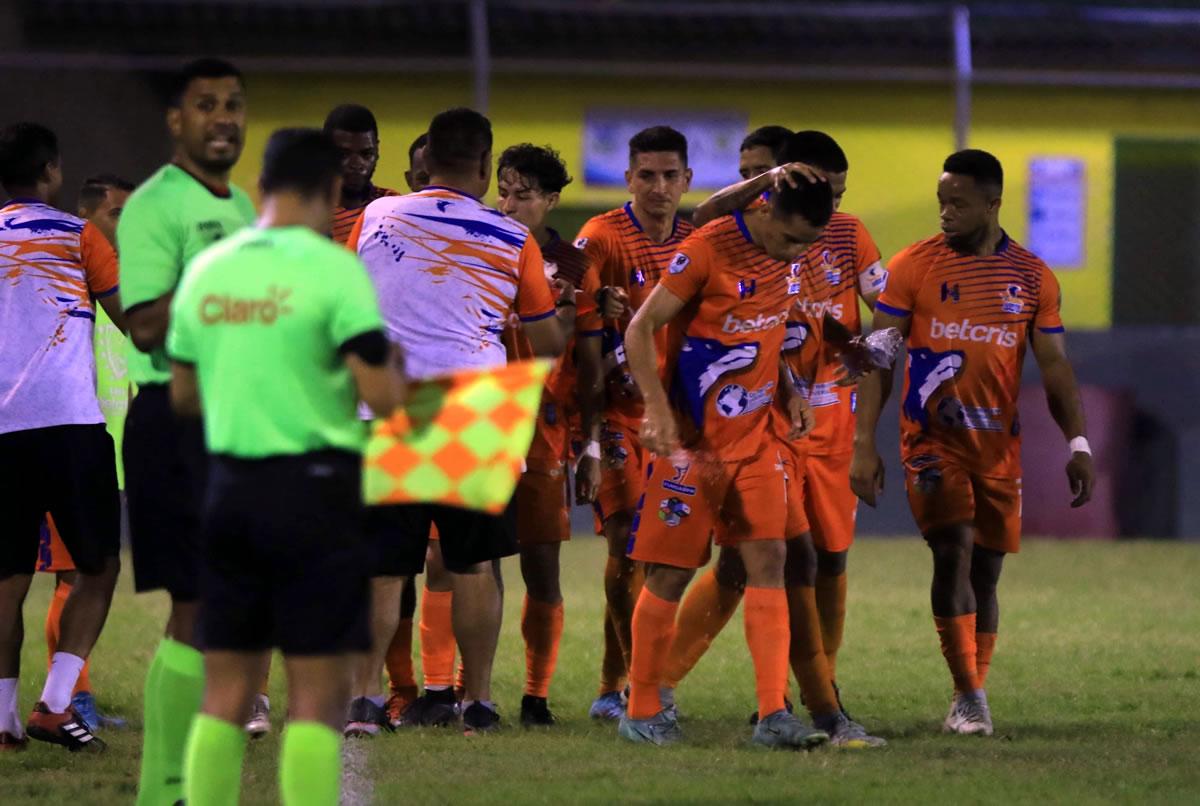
[341, 739, 374, 806]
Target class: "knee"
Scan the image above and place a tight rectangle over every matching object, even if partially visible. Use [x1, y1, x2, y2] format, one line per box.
[645, 565, 691, 602]
[741, 541, 787, 586]
[816, 549, 847, 577]
[714, 549, 747, 592]
[784, 536, 817, 588]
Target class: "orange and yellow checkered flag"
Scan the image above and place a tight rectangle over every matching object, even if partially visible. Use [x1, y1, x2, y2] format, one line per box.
[364, 359, 552, 513]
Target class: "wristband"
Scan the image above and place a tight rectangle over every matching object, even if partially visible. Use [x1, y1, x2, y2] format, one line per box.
[582, 440, 601, 460]
[1068, 436, 1091, 456]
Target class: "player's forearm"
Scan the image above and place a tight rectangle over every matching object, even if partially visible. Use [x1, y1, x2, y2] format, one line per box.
[1042, 358, 1087, 440]
[853, 367, 891, 448]
[127, 293, 173, 353]
[576, 337, 606, 441]
[625, 318, 668, 411]
[693, 173, 773, 228]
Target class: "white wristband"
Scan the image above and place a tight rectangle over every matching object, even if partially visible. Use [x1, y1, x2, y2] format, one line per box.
[1068, 436, 1091, 456]
[582, 440, 601, 460]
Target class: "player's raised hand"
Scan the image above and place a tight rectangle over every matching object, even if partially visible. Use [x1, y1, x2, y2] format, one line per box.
[597, 286, 630, 319]
[1067, 451, 1095, 508]
[640, 403, 680, 457]
[771, 161, 827, 192]
[575, 453, 601, 503]
[786, 394, 815, 440]
[850, 443, 885, 507]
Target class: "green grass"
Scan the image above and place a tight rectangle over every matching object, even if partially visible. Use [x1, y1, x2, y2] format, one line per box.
[4, 538, 1200, 804]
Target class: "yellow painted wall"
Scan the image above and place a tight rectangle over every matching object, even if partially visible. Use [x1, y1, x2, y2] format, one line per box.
[234, 73, 1200, 329]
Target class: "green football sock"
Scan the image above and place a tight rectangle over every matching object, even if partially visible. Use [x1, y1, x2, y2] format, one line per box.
[279, 721, 342, 806]
[184, 714, 246, 806]
[137, 638, 205, 806]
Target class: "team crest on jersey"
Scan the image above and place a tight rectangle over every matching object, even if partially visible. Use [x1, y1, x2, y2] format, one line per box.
[820, 250, 840, 285]
[668, 253, 690, 275]
[716, 381, 775, 419]
[663, 462, 696, 496]
[573, 236, 589, 250]
[787, 263, 803, 295]
[658, 497, 691, 527]
[1002, 285, 1024, 314]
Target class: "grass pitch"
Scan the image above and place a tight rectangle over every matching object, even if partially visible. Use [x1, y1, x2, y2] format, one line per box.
[4, 538, 1199, 804]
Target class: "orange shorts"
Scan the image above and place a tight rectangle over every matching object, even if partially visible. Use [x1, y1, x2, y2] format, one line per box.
[904, 454, 1022, 554]
[36, 514, 76, 573]
[513, 464, 571, 545]
[779, 440, 811, 541]
[594, 419, 648, 524]
[628, 443, 788, 570]
[802, 451, 859, 553]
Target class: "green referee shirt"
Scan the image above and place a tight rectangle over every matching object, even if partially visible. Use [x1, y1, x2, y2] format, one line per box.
[117, 164, 257, 386]
[167, 226, 384, 458]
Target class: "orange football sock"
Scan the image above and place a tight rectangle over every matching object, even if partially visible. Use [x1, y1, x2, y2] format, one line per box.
[976, 632, 997, 688]
[522, 596, 564, 698]
[934, 614, 981, 693]
[663, 568, 743, 688]
[628, 588, 678, 720]
[786, 585, 840, 717]
[744, 586, 790, 719]
[814, 571, 847, 679]
[385, 617, 417, 696]
[598, 606, 628, 695]
[419, 589, 457, 689]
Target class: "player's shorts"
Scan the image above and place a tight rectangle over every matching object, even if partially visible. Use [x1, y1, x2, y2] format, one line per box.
[124, 384, 207, 601]
[514, 464, 570, 546]
[628, 443, 788, 570]
[199, 449, 371, 655]
[367, 501, 518, 577]
[779, 439, 812, 541]
[0, 424, 120, 578]
[36, 515, 78, 574]
[904, 454, 1022, 554]
[594, 419, 648, 524]
[803, 451, 859, 553]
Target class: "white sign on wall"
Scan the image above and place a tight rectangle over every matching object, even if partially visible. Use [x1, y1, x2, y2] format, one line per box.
[1028, 157, 1086, 269]
[583, 109, 748, 190]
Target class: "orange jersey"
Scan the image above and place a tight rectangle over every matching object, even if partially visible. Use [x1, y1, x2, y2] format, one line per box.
[503, 231, 602, 467]
[877, 232, 1063, 479]
[574, 203, 694, 429]
[786, 212, 884, 455]
[331, 185, 399, 245]
[658, 211, 799, 461]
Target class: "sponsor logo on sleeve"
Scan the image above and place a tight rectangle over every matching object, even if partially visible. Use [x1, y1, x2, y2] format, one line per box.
[668, 253, 690, 274]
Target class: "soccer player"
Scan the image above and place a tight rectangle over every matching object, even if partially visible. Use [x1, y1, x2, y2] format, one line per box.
[737, 125, 793, 180]
[617, 174, 833, 748]
[325, 104, 399, 245]
[573, 126, 695, 719]
[346, 107, 565, 734]
[664, 132, 888, 723]
[0, 122, 125, 752]
[496, 143, 605, 726]
[30, 174, 138, 735]
[119, 58, 255, 803]
[405, 132, 430, 192]
[851, 149, 1095, 736]
[169, 127, 403, 806]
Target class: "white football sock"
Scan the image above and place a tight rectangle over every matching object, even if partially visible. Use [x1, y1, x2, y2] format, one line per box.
[40, 652, 85, 713]
[0, 677, 21, 734]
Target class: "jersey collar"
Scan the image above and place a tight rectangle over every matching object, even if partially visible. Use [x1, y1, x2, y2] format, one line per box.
[624, 201, 682, 239]
[422, 184, 480, 201]
[171, 163, 233, 199]
[732, 209, 754, 245]
[0, 197, 48, 209]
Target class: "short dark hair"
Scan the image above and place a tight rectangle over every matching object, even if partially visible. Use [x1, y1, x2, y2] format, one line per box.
[408, 132, 428, 162]
[168, 58, 244, 108]
[779, 130, 848, 173]
[0, 122, 59, 188]
[740, 125, 793, 161]
[79, 174, 135, 211]
[426, 108, 492, 174]
[323, 104, 378, 139]
[943, 149, 1004, 193]
[259, 128, 341, 197]
[497, 144, 573, 194]
[629, 126, 688, 166]
[774, 174, 834, 228]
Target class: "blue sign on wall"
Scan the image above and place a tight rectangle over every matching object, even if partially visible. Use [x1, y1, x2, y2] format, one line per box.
[1028, 157, 1086, 269]
[583, 109, 748, 190]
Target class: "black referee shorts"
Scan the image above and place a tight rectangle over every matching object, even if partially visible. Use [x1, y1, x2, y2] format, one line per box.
[0, 424, 120, 577]
[124, 384, 207, 601]
[199, 450, 371, 656]
[367, 501, 518, 577]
